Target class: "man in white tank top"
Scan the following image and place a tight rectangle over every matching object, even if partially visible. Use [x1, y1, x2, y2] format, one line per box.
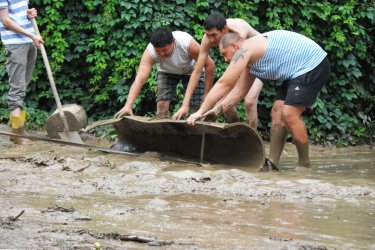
[115, 27, 214, 118]
[172, 12, 263, 129]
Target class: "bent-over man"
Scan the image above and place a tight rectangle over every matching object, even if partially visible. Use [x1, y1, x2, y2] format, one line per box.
[187, 30, 331, 170]
[115, 27, 214, 118]
[172, 12, 263, 128]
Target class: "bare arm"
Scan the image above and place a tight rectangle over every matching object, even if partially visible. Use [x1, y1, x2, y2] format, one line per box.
[172, 36, 215, 119]
[185, 37, 215, 104]
[115, 50, 154, 117]
[219, 70, 255, 113]
[187, 37, 267, 124]
[185, 36, 214, 102]
[190, 48, 250, 119]
[202, 55, 215, 97]
[201, 70, 256, 121]
[0, 8, 44, 48]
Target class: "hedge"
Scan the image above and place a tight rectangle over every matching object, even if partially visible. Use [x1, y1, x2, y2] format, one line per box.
[0, 0, 374, 146]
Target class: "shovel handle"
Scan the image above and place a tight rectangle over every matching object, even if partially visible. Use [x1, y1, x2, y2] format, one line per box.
[31, 18, 71, 133]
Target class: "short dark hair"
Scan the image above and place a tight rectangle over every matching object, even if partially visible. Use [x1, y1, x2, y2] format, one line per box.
[203, 12, 227, 31]
[150, 27, 174, 48]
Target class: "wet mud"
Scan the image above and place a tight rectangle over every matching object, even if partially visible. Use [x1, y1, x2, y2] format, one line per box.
[0, 126, 374, 249]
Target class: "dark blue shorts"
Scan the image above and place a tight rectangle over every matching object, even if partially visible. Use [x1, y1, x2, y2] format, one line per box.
[156, 72, 205, 109]
[275, 57, 331, 107]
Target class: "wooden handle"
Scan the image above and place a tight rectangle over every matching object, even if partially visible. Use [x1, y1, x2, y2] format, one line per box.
[31, 18, 71, 132]
[31, 18, 41, 36]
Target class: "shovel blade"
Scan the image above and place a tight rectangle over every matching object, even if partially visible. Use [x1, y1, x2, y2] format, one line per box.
[57, 131, 83, 144]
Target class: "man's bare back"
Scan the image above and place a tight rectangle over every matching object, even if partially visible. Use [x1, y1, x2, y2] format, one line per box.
[226, 18, 260, 39]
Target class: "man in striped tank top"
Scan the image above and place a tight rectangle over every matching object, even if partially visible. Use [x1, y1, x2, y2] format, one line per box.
[0, 0, 44, 144]
[187, 31, 331, 170]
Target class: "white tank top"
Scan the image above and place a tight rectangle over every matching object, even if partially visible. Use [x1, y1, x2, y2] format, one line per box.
[146, 31, 195, 75]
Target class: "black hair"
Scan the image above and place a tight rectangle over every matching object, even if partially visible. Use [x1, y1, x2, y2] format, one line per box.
[150, 27, 174, 48]
[203, 12, 227, 31]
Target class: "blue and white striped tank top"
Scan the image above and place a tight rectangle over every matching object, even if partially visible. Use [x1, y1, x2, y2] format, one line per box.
[0, 0, 34, 45]
[250, 30, 327, 81]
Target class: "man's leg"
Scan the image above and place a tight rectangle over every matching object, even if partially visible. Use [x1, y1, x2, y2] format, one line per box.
[244, 78, 263, 128]
[279, 58, 331, 168]
[282, 105, 310, 168]
[156, 72, 178, 118]
[223, 70, 259, 124]
[6, 45, 29, 116]
[156, 101, 170, 118]
[269, 100, 288, 166]
[25, 45, 37, 89]
[6, 45, 32, 144]
[223, 105, 240, 123]
[186, 73, 205, 115]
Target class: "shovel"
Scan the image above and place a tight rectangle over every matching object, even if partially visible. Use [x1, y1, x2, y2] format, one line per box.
[31, 18, 83, 144]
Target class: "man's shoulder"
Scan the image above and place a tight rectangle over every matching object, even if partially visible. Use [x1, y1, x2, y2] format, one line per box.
[173, 31, 194, 47]
[226, 18, 248, 24]
[172, 31, 193, 37]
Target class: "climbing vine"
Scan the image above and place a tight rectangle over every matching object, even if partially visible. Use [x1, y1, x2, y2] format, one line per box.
[0, 0, 373, 146]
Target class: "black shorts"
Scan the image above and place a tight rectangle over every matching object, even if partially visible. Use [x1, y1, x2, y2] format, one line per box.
[275, 57, 331, 107]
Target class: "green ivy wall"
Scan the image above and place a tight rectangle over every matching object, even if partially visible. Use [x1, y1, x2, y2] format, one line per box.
[0, 0, 374, 146]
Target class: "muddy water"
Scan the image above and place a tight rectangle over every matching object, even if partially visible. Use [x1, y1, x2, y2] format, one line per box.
[0, 134, 374, 249]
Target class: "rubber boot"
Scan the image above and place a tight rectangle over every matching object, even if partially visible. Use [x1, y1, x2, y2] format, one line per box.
[10, 114, 25, 144]
[21, 110, 26, 123]
[258, 125, 287, 172]
[269, 125, 288, 166]
[294, 139, 311, 169]
[9, 114, 14, 142]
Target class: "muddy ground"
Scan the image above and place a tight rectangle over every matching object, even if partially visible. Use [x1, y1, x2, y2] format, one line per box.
[0, 125, 374, 250]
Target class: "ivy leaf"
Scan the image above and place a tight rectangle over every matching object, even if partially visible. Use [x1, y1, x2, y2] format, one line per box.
[351, 67, 363, 79]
